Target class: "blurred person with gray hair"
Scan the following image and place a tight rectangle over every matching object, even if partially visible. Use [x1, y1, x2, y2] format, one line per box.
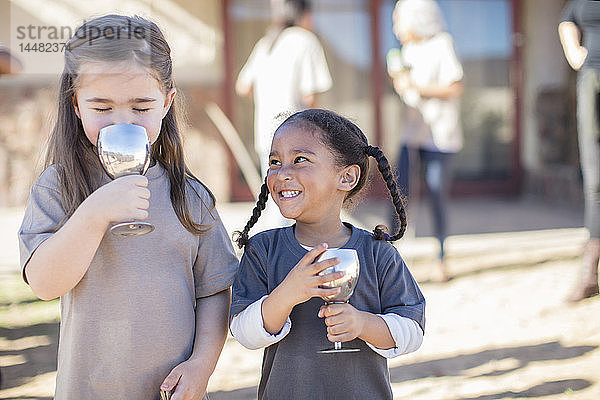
[388, 0, 463, 282]
[559, 0, 600, 302]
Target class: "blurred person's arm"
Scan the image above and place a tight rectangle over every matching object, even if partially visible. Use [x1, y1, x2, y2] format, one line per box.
[235, 78, 253, 98]
[559, 21, 588, 71]
[391, 73, 462, 100]
[236, 41, 263, 98]
[417, 80, 463, 99]
[302, 93, 316, 108]
[299, 34, 332, 109]
[390, 70, 413, 95]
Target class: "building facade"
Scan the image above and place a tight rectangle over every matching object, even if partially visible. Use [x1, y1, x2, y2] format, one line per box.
[0, 0, 580, 205]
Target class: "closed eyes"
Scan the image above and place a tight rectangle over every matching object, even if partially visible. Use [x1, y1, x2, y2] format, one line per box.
[92, 107, 150, 113]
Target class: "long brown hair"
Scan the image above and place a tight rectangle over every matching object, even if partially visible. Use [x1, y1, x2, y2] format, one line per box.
[46, 14, 212, 234]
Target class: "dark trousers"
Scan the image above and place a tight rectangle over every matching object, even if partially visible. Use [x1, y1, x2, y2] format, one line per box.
[577, 68, 600, 239]
[395, 145, 454, 259]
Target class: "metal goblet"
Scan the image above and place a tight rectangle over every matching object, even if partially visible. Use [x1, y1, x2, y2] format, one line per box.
[97, 124, 154, 237]
[317, 248, 360, 354]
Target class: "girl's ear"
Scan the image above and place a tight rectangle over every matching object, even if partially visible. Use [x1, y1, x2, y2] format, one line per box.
[338, 164, 360, 192]
[162, 88, 177, 118]
[72, 96, 81, 119]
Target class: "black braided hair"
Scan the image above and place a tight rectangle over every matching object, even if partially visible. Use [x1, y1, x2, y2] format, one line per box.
[233, 180, 270, 248]
[284, 109, 407, 241]
[365, 145, 407, 241]
[234, 108, 407, 247]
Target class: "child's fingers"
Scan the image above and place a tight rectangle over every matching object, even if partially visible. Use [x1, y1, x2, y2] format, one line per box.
[318, 304, 327, 318]
[132, 209, 149, 221]
[313, 271, 343, 301]
[327, 331, 354, 344]
[113, 200, 149, 222]
[160, 368, 182, 392]
[315, 270, 344, 285]
[134, 175, 149, 187]
[134, 197, 150, 211]
[324, 313, 353, 333]
[116, 174, 148, 186]
[128, 180, 150, 201]
[314, 286, 341, 300]
[137, 187, 151, 200]
[310, 256, 340, 275]
[326, 317, 355, 337]
[320, 303, 345, 318]
[327, 322, 347, 336]
[141, 198, 150, 210]
[299, 243, 328, 266]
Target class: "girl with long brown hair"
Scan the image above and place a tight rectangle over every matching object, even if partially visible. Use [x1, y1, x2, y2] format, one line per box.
[18, 15, 237, 399]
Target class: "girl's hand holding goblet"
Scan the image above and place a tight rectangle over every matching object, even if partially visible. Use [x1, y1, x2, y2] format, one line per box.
[83, 175, 150, 229]
[318, 302, 366, 344]
[276, 244, 345, 307]
[261, 244, 344, 335]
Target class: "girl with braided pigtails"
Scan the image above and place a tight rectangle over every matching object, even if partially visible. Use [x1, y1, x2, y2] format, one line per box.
[229, 109, 425, 399]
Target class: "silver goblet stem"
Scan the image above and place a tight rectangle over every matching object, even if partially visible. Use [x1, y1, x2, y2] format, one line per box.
[97, 124, 154, 237]
[317, 248, 360, 353]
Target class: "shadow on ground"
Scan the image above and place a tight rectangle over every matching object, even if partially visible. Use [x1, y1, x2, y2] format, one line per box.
[0, 323, 58, 391]
[389, 341, 596, 382]
[207, 341, 596, 399]
[0, 298, 47, 308]
[209, 386, 258, 400]
[1, 397, 53, 400]
[456, 379, 591, 399]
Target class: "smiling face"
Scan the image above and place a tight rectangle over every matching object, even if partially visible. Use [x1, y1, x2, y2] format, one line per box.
[73, 61, 176, 146]
[266, 123, 359, 224]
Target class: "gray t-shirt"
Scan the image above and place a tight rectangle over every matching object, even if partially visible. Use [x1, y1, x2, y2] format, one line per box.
[230, 224, 425, 400]
[561, 0, 600, 69]
[19, 163, 238, 400]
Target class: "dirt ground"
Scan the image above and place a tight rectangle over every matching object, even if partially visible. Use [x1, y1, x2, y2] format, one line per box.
[207, 232, 600, 400]
[1, 202, 599, 399]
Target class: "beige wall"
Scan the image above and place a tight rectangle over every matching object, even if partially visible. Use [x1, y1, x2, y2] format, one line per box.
[521, 0, 571, 170]
[521, 0, 581, 202]
[0, 1, 232, 206]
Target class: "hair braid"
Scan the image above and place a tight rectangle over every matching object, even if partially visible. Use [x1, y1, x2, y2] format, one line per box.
[365, 145, 407, 241]
[233, 180, 270, 248]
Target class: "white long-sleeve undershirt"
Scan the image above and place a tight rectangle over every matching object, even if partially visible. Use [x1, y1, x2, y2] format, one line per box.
[230, 295, 423, 358]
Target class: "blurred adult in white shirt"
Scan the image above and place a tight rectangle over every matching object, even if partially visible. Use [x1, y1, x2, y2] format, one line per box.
[236, 0, 332, 178]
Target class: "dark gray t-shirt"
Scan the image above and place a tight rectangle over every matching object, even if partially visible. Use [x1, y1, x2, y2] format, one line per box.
[230, 224, 425, 400]
[19, 163, 239, 400]
[561, 0, 600, 69]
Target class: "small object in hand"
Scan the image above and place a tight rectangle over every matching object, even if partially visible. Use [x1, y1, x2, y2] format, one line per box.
[160, 389, 172, 400]
[386, 47, 408, 74]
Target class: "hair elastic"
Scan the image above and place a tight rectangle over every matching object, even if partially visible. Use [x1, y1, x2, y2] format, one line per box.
[365, 145, 379, 156]
[373, 224, 392, 241]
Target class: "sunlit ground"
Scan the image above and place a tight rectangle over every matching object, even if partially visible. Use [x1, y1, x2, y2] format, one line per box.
[1, 201, 599, 399]
[2, 244, 599, 400]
